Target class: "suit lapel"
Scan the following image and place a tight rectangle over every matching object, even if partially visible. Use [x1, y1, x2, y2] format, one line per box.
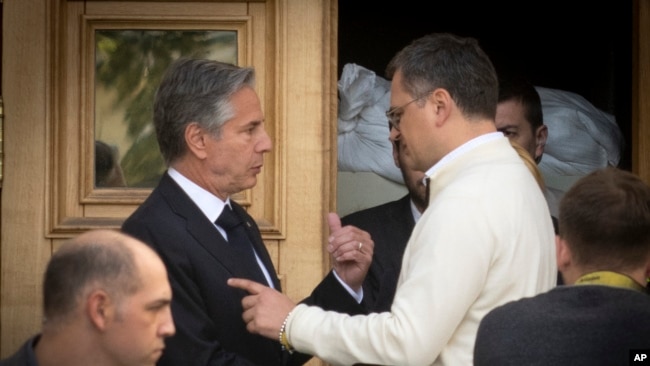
[158, 174, 278, 287]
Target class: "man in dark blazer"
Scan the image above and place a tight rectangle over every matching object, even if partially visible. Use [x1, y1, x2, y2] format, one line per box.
[122, 58, 373, 366]
[0, 229, 175, 366]
[341, 140, 427, 312]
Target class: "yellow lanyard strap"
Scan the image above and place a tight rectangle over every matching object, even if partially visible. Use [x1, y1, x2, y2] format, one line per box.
[575, 271, 646, 293]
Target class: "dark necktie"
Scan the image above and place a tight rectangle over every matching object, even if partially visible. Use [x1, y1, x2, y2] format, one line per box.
[216, 206, 267, 284]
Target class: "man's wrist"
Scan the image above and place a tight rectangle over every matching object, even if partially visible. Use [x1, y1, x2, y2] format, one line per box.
[332, 269, 364, 303]
[278, 310, 294, 353]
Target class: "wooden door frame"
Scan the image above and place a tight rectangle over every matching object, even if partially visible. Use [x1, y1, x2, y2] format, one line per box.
[633, 0, 650, 183]
[1, 2, 338, 362]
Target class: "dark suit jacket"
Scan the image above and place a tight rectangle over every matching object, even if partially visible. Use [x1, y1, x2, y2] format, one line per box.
[341, 194, 415, 312]
[122, 173, 363, 366]
[0, 336, 39, 366]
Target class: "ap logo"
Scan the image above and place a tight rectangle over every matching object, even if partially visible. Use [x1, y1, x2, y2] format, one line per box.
[630, 350, 650, 364]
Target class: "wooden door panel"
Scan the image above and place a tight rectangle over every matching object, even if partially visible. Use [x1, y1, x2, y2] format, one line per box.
[1, 3, 336, 365]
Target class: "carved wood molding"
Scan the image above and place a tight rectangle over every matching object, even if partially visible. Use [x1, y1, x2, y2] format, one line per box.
[47, 0, 285, 238]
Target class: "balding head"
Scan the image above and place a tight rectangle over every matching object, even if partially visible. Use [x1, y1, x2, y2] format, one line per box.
[42, 229, 162, 326]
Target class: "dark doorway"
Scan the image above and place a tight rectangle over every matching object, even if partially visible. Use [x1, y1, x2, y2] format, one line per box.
[338, 1, 633, 169]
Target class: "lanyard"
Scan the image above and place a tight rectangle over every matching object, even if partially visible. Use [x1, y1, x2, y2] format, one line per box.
[575, 271, 647, 293]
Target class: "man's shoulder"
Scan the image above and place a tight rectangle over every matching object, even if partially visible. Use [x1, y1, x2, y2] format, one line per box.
[124, 174, 188, 221]
[484, 288, 560, 321]
[0, 335, 39, 366]
[123, 186, 167, 223]
[341, 195, 410, 225]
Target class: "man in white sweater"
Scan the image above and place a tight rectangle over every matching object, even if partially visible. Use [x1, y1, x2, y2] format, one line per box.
[229, 32, 557, 366]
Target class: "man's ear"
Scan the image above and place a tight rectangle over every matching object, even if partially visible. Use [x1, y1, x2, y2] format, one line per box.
[428, 88, 452, 125]
[86, 290, 113, 331]
[534, 124, 548, 161]
[556, 235, 572, 272]
[184, 122, 209, 160]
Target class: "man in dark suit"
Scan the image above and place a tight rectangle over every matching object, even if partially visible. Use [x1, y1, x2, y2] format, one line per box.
[122, 58, 373, 366]
[341, 140, 427, 312]
[0, 229, 175, 366]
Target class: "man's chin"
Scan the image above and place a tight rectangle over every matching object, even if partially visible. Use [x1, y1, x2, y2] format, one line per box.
[241, 177, 258, 191]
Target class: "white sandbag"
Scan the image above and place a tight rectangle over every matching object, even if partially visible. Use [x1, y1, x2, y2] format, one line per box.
[536, 86, 624, 176]
[337, 63, 403, 183]
[336, 64, 625, 189]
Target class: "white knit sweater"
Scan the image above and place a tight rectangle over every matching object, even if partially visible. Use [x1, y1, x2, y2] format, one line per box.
[286, 136, 557, 366]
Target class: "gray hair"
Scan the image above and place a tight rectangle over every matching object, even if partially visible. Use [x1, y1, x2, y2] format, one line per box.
[386, 33, 498, 121]
[153, 58, 256, 165]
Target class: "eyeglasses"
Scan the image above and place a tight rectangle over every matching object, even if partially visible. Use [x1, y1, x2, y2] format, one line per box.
[386, 94, 429, 131]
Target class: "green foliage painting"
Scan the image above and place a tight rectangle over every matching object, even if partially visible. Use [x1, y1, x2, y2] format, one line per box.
[94, 30, 237, 188]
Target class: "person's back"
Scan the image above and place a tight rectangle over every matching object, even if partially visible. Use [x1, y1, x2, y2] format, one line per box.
[475, 285, 650, 365]
[402, 132, 554, 364]
[474, 167, 650, 366]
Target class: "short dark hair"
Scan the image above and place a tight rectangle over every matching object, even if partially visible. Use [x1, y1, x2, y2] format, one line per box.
[386, 33, 498, 121]
[43, 231, 142, 324]
[153, 58, 256, 165]
[497, 73, 543, 131]
[559, 167, 650, 271]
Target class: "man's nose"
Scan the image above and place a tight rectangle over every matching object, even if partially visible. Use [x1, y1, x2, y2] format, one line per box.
[160, 308, 176, 337]
[258, 130, 273, 152]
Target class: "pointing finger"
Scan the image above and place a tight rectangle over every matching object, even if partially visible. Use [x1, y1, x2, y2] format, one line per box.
[227, 278, 265, 294]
